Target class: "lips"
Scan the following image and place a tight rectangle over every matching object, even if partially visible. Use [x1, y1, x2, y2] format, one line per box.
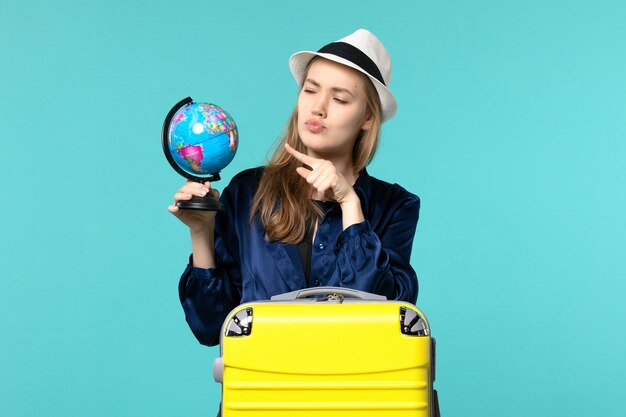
[304, 119, 326, 133]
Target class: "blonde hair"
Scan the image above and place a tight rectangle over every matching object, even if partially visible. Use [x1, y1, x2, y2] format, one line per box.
[251, 63, 383, 244]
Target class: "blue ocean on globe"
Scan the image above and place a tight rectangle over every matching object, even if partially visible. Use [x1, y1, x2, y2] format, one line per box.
[167, 102, 238, 178]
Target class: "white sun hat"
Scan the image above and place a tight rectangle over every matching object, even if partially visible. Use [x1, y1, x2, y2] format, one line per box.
[288, 29, 397, 123]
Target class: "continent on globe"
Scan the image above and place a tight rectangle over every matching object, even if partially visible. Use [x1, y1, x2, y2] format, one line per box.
[228, 131, 237, 152]
[177, 143, 204, 173]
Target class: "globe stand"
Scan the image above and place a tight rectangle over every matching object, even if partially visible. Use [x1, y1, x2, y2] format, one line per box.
[162, 97, 226, 212]
[176, 195, 224, 211]
[176, 174, 225, 211]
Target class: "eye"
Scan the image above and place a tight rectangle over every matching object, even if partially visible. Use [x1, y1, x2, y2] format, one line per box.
[303, 88, 316, 94]
[333, 98, 348, 104]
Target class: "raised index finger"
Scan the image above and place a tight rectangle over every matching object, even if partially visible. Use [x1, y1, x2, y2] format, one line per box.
[284, 143, 318, 167]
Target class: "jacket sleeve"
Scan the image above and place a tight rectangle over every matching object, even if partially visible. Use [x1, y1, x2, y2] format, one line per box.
[334, 193, 420, 303]
[178, 183, 242, 347]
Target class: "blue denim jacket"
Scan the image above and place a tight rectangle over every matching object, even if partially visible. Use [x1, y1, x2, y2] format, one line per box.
[179, 167, 420, 346]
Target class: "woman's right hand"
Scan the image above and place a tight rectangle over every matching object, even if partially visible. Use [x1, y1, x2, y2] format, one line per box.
[167, 181, 220, 234]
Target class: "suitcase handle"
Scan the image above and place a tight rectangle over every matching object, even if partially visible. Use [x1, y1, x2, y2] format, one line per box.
[270, 286, 387, 301]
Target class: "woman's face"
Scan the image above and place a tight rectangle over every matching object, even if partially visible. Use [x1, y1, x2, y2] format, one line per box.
[297, 58, 373, 159]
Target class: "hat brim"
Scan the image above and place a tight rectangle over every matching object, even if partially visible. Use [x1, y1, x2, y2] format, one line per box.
[289, 51, 397, 123]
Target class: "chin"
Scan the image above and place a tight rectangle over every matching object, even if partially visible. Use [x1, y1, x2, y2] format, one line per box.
[298, 129, 318, 147]
[300, 134, 327, 152]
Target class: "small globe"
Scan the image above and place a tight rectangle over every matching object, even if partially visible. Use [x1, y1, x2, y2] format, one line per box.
[165, 100, 238, 179]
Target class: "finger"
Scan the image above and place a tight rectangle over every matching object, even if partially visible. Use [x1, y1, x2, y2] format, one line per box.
[174, 192, 193, 202]
[182, 180, 209, 189]
[311, 160, 336, 186]
[180, 183, 209, 197]
[304, 166, 324, 185]
[295, 166, 312, 180]
[167, 204, 180, 214]
[314, 171, 338, 195]
[182, 180, 205, 190]
[284, 143, 318, 167]
[313, 171, 333, 190]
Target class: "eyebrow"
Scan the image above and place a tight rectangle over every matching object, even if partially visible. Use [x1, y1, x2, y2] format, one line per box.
[304, 78, 355, 97]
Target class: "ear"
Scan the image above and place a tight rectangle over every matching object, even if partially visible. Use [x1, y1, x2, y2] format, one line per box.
[361, 113, 374, 131]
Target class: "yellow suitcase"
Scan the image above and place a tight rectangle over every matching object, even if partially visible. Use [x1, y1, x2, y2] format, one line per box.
[213, 287, 440, 417]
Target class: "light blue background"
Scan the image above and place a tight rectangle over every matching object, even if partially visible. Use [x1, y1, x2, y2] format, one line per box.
[1, 1, 625, 416]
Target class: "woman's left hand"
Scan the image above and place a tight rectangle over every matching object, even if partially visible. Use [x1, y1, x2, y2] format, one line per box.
[285, 143, 358, 205]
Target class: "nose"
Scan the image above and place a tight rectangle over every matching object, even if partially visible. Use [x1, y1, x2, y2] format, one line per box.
[311, 95, 327, 119]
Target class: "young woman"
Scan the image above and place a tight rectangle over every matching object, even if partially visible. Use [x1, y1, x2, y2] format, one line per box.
[168, 29, 420, 347]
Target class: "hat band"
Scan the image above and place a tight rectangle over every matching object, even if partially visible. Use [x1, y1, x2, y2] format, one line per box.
[317, 42, 386, 86]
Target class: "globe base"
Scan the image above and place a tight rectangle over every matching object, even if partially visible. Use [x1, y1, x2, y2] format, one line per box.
[176, 195, 225, 211]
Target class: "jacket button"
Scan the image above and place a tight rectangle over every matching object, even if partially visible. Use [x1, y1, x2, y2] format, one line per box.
[318, 243, 325, 250]
[314, 279, 320, 286]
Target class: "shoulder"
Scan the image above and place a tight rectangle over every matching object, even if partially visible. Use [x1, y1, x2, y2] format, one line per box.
[225, 167, 265, 191]
[365, 173, 420, 209]
[228, 167, 265, 187]
[359, 172, 420, 228]
[220, 167, 264, 202]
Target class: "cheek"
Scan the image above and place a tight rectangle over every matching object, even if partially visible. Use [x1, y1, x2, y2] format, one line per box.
[296, 97, 305, 121]
[335, 108, 365, 132]
[297, 89, 312, 106]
